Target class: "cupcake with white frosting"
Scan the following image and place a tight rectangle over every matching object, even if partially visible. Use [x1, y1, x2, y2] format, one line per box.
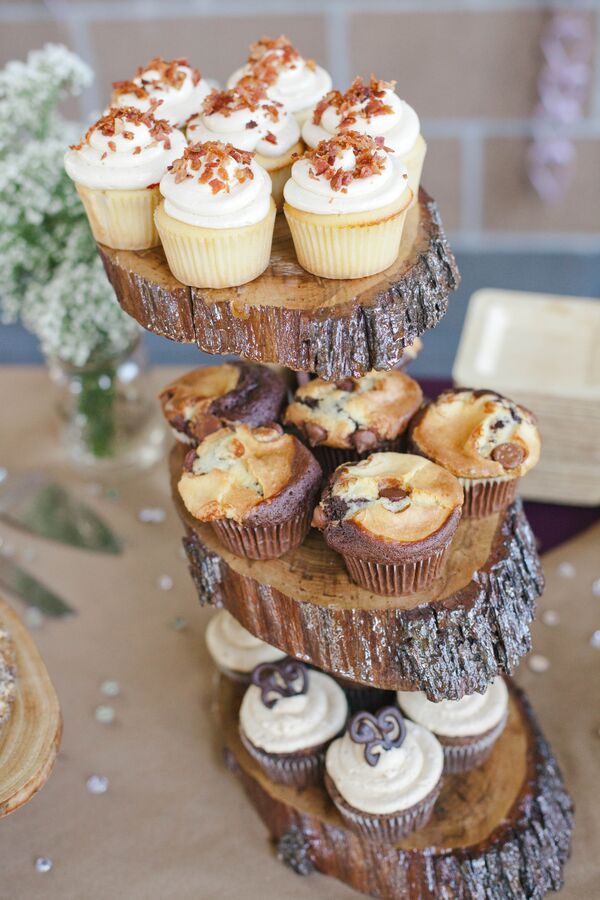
[64, 107, 186, 250]
[397, 678, 509, 773]
[111, 57, 214, 127]
[186, 78, 302, 206]
[325, 706, 443, 841]
[239, 660, 348, 788]
[206, 610, 286, 683]
[303, 76, 425, 199]
[283, 132, 412, 279]
[155, 141, 276, 288]
[228, 35, 331, 125]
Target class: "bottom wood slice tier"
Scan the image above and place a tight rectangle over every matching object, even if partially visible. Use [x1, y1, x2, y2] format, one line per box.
[219, 678, 573, 900]
[173, 448, 544, 701]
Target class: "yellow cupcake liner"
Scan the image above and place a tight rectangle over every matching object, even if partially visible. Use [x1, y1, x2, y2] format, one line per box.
[75, 183, 160, 250]
[403, 134, 427, 201]
[257, 141, 304, 208]
[154, 199, 276, 289]
[283, 189, 413, 279]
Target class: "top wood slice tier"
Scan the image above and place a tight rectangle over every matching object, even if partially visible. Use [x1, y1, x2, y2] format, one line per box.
[98, 189, 459, 380]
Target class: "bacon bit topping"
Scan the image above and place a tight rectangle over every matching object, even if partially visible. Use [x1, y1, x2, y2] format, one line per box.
[69, 106, 174, 151]
[168, 141, 255, 194]
[246, 120, 258, 129]
[111, 57, 200, 100]
[264, 131, 278, 145]
[244, 35, 306, 85]
[107, 140, 117, 152]
[313, 75, 396, 128]
[303, 132, 390, 192]
[203, 77, 280, 120]
[133, 146, 142, 155]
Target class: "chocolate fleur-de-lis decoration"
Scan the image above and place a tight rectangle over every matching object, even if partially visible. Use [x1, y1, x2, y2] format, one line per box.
[348, 706, 407, 767]
[252, 660, 309, 709]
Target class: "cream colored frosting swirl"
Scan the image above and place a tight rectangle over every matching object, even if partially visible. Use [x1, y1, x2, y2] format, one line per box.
[205, 610, 286, 673]
[64, 108, 187, 190]
[187, 85, 300, 158]
[111, 58, 213, 127]
[326, 719, 443, 814]
[397, 678, 509, 738]
[159, 141, 272, 228]
[227, 36, 331, 115]
[303, 77, 420, 156]
[284, 134, 409, 215]
[240, 670, 348, 753]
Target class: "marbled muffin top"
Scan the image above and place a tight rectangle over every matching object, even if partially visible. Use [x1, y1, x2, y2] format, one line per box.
[284, 370, 423, 451]
[178, 424, 322, 525]
[397, 677, 509, 738]
[313, 452, 463, 561]
[159, 362, 286, 445]
[410, 389, 541, 480]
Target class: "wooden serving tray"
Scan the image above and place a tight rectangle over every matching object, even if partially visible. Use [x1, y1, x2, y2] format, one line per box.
[219, 677, 573, 900]
[171, 445, 543, 701]
[0, 597, 61, 817]
[98, 189, 459, 381]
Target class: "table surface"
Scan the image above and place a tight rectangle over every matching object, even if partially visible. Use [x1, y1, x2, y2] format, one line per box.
[0, 367, 598, 900]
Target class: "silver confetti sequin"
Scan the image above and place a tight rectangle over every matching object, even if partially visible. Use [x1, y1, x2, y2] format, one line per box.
[138, 507, 166, 524]
[95, 705, 115, 724]
[86, 774, 109, 795]
[591, 630, 600, 650]
[541, 610, 560, 627]
[157, 574, 173, 591]
[35, 857, 53, 873]
[557, 561, 576, 579]
[528, 654, 550, 673]
[100, 680, 120, 698]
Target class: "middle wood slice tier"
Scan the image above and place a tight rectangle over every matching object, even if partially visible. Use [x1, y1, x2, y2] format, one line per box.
[171, 445, 543, 702]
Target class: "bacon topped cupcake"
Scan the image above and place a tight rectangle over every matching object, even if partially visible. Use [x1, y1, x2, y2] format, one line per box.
[111, 56, 214, 127]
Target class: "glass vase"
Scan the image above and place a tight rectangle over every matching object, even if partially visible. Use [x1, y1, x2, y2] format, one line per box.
[47, 337, 166, 476]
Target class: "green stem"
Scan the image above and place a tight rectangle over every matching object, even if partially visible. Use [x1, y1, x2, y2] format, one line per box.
[77, 365, 117, 458]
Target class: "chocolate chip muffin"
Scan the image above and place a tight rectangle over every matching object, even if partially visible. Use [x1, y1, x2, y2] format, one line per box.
[283, 370, 423, 476]
[159, 362, 287, 446]
[409, 389, 541, 517]
[313, 452, 463, 595]
[178, 423, 322, 559]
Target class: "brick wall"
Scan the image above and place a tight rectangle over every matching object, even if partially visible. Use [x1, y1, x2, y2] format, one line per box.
[1, 0, 598, 254]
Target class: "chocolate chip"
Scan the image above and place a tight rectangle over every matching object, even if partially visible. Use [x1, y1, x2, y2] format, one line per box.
[183, 449, 197, 472]
[311, 505, 326, 529]
[490, 442, 525, 469]
[335, 378, 355, 392]
[299, 396, 318, 409]
[305, 422, 328, 446]
[379, 485, 408, 502]
[353, 430, 378, 454]
[490, 419, 506, 432]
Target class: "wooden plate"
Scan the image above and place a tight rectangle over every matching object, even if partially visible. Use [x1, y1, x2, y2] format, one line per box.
[220, 677, 573, 900]
[98, 189, 459, 380]
[171, 445, 543, 700]
[0, 597, 62, 817]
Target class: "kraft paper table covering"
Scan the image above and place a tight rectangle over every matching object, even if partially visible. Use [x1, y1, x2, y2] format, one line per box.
[0, 367, 598, 900]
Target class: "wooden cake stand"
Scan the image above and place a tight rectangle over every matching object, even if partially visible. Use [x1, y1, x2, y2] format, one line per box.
[0, 596, 61, 817]
[220, 677, 573, 900]
[171, 444, 543, 701]
[98, 189, 459, 380]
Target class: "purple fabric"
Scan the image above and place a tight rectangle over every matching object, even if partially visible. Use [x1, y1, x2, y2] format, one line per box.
[419, 379, 600, 553]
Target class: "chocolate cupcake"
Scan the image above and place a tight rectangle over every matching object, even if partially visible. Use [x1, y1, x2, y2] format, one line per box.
[178, 424, 322, 559]
[206, 610, 287, 683]
[332, 675, 395, 714]
[397, 678, 509, 774]
[313, 452, 463, 595]
[325, 706, 443, 841]
[409, 389, 541, 517]
[159, 362, 287, 446]
[239, 660, 348, 788]
[284, 370, 423, 476]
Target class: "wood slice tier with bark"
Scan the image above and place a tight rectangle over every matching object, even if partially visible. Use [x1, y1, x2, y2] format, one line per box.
[219, 677, 573, 900]
[0, 597, 62, 817]
[170, 445, 543, 701]
[97, 189, 459, 380]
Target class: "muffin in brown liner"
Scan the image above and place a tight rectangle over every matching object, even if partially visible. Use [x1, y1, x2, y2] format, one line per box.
[324, 771, 441, 842]
[210, 506, 314, 561]
[240, 730, 327, 789]
[342, 542, 452, 596]
[437, 711, 508, 774]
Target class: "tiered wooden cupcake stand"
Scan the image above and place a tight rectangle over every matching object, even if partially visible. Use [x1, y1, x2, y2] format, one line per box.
[97, 186, 573, 898]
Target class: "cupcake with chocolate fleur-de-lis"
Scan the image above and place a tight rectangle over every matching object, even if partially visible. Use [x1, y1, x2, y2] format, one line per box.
[325, 706, 444, 841]
[239, 660, 348, 788]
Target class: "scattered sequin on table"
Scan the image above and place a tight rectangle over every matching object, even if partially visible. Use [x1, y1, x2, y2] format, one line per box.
[557, 561, 576, 579]
[542, 609, 560, 627]
[590, 630, 600, 650]
[592, 578, 600, 597]
[100, 680, 120, 698]
[138, 507, 166, 524]
[35, 857, 52, 873]
[86, 775, 109, 795]
[95, 705, 115, 724]
[528, 654, 550, 673]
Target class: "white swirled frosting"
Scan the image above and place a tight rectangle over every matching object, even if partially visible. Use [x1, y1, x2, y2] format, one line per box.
[240, 670, 348, 753]
[159, 141, 272, 228]
[303, 76, 420, 157]
[227, 35, 331, 115]
[187, 82, 300, 159]
[64, 108, 187, 190]
[111, 57, 213, 127]
[326, 719, 443, 814]
[205, 610, 286, 673]
[284, 134, 409, 215]
[397, 678, 509, 738]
